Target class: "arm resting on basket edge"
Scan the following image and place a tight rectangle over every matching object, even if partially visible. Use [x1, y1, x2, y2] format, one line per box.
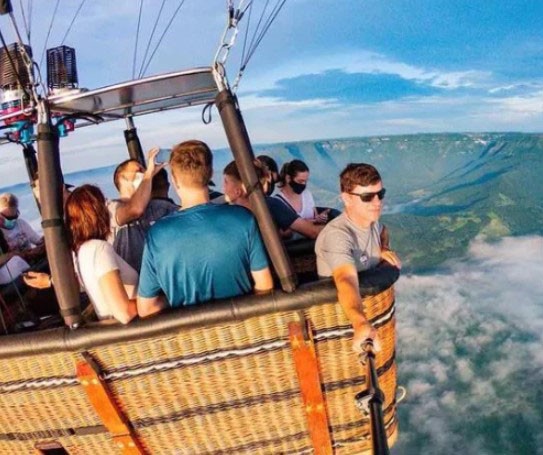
[333, 263, 380, 354]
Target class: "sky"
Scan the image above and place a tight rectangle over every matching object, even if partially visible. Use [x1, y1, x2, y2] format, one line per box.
[1, 0, 543, 185]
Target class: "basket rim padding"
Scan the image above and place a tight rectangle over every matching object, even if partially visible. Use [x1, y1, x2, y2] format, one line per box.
[0, 264, 399, 358]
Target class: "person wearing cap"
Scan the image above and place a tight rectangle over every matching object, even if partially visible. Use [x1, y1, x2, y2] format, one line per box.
[315, 163, 401, 353]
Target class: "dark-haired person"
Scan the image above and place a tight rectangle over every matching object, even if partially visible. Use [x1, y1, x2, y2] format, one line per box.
[256, 154, 279, 196]
[66, 185, 138, 324]
[223, 160, 323, 240]
[275, 159, 329, 225]
[315, 163, 401, 353]
[137, 140, 273, 317]
[108, 149, 168, 271]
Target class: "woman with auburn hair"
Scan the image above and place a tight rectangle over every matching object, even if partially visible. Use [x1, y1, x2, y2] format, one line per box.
[66, 184, 138, 324]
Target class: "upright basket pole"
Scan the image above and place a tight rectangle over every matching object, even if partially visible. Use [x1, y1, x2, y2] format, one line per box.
[37, 100, 82, 328]
[124, 116, 145, 165]
[215, 85, 296, 293]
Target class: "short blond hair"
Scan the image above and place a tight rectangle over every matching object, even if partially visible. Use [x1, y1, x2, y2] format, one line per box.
[0, 193, 18, 210]
[170, 140, 213, 188]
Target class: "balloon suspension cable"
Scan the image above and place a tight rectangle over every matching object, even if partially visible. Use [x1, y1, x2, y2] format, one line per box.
[137, 0, 166, 79]
[60, 0, 87, 45]
[138, 0, 187, 79]
[214, 1, 287, 93]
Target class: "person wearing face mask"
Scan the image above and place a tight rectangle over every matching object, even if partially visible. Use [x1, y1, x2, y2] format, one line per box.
[0, 218, 31, 285]
[108, 148, 168, 272]
[223, 160, 323, 240]
[275, 160, 330, 225]
[0, 193, 45, 265]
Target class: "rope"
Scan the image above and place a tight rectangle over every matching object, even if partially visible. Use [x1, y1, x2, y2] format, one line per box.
[39, 0, 60, 69]
[139, 0, 187, 78]
[27, 0, 32, 41]
[223, 0, 288, 91]
[245, 0, 270, 65]
[60, 0, 87, 45]
[242, 0, 286, 68]
[132, 0, 144, 80]
[0, 376, 79, 393]
[201, 101, 214, 125]
[137, 0, 167, 79]
[239, 1, 254, 67]
[103, 338, 289, 380]
[18, 0, 30, 42]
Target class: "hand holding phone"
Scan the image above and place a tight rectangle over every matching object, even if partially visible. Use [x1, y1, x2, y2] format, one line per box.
[155, 148, 171, 164]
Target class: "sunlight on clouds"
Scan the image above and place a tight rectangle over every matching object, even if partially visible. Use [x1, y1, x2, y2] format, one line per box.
[394, 235, 543, 453]
[244, 50, 489, 95]
[487, 90, 543, 116]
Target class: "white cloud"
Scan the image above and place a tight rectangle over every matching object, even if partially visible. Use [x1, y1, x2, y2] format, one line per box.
[242, 50, 490, 93]
[394, 235, 543, 453]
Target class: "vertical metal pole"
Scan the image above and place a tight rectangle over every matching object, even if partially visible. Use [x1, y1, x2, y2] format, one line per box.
[22, 143, 41, 209]
[22, 143, 38, 182]
[367, 352, 390, 455]
[37, 100, 81, 328]
[356, 342, 390, 455]
[215, 88, 296, 293]
[124, 116, 145, 165]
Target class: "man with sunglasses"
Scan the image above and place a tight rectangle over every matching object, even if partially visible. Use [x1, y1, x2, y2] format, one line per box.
[315, 163, 401, 353]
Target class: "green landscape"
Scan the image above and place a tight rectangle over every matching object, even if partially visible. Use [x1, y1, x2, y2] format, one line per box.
[246, 133, 543, 271]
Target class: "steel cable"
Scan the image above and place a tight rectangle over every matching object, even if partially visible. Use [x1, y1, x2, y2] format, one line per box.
[139, 0, 187, 78]
[132, 0, 144, 79]
[137, 0, 167, 79]
[39, 0, 60, 69]
[60, 0, 87, 45]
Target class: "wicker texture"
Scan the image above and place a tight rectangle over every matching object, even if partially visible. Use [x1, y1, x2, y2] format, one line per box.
[0, 288, 397, 454]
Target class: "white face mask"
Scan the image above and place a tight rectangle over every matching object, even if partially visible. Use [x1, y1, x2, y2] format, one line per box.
[132, 172, 144, 191]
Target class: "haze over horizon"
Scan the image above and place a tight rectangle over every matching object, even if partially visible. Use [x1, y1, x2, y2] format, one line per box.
[1, 1, 542, 185]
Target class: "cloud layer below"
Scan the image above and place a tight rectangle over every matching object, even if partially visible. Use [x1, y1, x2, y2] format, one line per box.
[394, 235, 543, 454]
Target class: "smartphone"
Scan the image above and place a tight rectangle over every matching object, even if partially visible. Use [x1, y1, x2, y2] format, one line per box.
[155, 148, 171, 164]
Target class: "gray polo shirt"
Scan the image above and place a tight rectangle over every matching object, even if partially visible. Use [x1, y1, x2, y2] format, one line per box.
[315, 213, 382, 277]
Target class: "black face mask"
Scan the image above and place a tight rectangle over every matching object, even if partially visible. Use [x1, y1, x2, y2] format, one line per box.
[290, 181, 306, 195]
[3, 214, 18, 221]
[265, 180, 275, 196]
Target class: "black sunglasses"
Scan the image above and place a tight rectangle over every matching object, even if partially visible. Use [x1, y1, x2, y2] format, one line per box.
[348, 188, 386, 202]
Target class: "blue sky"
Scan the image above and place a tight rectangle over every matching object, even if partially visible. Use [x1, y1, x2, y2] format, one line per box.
[1, 0, 543, 184]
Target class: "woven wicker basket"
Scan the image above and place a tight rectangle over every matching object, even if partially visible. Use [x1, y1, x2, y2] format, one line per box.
[0, 276, 398, 454]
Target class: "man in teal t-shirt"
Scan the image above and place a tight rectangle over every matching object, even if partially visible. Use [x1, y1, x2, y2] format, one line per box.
[137, 140, 273, 316]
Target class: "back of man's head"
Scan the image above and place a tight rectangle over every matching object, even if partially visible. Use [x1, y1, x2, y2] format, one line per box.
[170, 140, 213, 189]
[340, 163, 381, 193]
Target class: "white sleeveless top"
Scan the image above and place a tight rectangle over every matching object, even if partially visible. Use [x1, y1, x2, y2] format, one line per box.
[75, 239, 138, 319]
[275, 189, 316, 220]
